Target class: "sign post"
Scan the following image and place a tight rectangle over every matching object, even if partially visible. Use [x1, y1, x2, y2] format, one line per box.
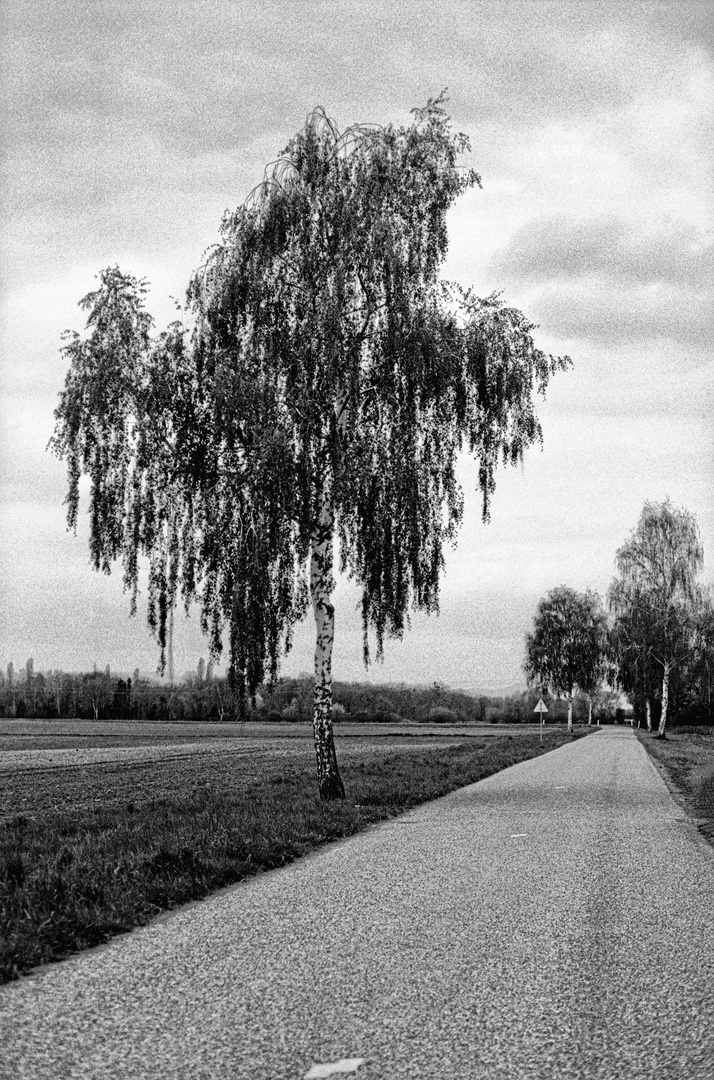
[534, 698, 548, 743]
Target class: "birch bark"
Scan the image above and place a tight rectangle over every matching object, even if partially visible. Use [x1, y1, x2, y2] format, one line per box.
[567, 694, 573, 732]
[657, 661, 672, 736]
[645, 698, 652, 731]
[167, 604, 175, 687]
[310, 496, 345, 801]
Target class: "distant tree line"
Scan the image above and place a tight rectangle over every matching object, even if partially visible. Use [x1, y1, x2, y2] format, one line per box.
[0, 657, 619, 727]
[0, 661, 232, 723]
[261, 678, 617, 725]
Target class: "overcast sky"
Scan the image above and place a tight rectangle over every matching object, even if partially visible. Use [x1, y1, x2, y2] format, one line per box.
[1, 0, 712, 692]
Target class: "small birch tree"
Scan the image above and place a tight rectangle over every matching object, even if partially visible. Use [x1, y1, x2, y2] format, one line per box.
[51, 95, 570, 798]
[525, 587, 607, 731]
[609, 500, 704, 737]
[50, 669, 64, 718]
[6, 662, 15, 717]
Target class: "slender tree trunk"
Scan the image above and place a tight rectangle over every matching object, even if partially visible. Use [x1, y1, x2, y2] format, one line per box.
[168, 604, 175, 687]
[310, 497, 345, 801]
[567, 694, 573, 732]
[646, 698, 652, 731]
[588, 696, 593, 726]
[657, 661, 672, 736]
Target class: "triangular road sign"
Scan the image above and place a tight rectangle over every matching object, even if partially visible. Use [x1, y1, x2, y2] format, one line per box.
[534, 698, 548, 714]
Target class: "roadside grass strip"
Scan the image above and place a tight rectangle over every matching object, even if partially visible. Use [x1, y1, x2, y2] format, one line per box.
[635, 726, 714, 844]
[1, 730, 587, 982]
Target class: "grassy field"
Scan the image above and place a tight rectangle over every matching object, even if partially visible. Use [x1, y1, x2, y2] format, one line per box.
[635, 726, 714, 847]
[0, 720, 587, 982]
[0, 717, 551, 750]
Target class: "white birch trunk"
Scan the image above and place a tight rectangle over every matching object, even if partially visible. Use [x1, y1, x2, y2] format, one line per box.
[215, 685, 225, 723]
[567, 694, 573, 732]
[310, 496, 345, 800]
[645, 698, 652, 731]
[657, 662, 672, 737]
[588, 697, 593, 726]
[168, 604, 175, 687]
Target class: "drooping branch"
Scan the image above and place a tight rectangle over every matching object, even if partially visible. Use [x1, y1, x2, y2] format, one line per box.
[52, 95, 571, 793]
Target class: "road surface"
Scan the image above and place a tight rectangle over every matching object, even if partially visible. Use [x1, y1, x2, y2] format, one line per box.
[1, 728, 712, 1079]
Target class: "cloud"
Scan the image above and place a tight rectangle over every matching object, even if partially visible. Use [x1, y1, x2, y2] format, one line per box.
[5, 1, 710, 199]
[534, 279, 712, 349]
[491, 214, 714, 289]
[4, 0, 711, 300]
[488, 213, 714, 348]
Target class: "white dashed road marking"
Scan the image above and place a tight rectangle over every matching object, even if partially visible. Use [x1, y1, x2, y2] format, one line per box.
[304, 1059, 366, 1078]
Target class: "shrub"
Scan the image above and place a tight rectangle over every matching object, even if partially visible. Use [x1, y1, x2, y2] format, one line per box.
[428, 705, 457, 723]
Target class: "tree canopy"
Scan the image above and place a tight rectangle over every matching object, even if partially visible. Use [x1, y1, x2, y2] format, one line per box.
[52, 95, 570, 797]
[525, 586, 607, 729]
[608, 499, 704, 736]
[607, 589, 661, 728]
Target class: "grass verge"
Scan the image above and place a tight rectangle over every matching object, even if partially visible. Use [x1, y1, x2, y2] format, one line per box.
[1, 729, 587, 983]
[634, 726, 714, 848]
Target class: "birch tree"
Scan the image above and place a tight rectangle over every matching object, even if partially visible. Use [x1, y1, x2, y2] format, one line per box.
[577, 592, 609, 725]
[608, 580, 661, 729]
[25, 658, 35, 718]
[51, 95, 570, 798]
[525, 587, 607, 731]
[50, 669, 64, 718]
[609, 500, 703, 737]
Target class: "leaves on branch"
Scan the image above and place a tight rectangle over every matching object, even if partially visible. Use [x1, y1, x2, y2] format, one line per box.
[608, 499, 704, 679]
[51, 96, 570, 701]
[525, 586, 608, 699]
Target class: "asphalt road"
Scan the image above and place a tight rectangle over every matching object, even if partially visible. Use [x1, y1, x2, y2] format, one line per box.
[1, 728, 712, 1079]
